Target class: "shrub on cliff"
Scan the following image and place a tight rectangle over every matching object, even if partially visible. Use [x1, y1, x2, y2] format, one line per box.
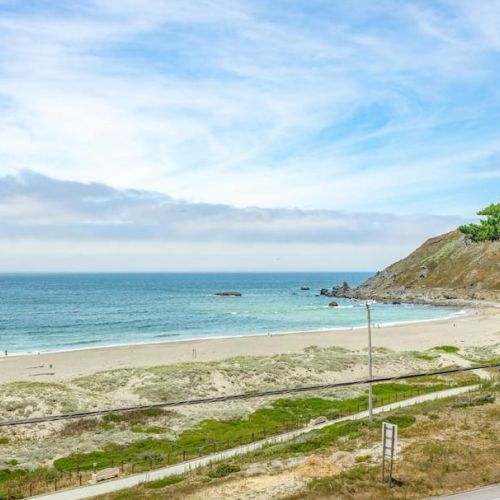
[459, 203, 500, 242]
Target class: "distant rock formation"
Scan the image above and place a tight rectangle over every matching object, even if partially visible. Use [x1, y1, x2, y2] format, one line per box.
[300, 286, 310, 290]
[215, 291, 242, 297]
[332, 282, 351, 297]
[328, 301, 338, 307]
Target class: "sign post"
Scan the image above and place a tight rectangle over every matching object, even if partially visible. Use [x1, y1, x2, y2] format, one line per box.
[382, 422, 398, 486]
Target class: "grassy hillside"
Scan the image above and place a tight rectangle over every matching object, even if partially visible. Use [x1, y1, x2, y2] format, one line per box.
[347, 230, 500, 304]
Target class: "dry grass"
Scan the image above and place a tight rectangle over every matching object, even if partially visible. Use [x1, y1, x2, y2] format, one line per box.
[304, 391, 500, 499]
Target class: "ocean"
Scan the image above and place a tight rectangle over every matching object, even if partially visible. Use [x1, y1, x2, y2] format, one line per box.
[0, 272, 462, 354]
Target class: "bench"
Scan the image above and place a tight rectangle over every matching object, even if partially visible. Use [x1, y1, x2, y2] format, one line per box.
[90, 467, 120, 484]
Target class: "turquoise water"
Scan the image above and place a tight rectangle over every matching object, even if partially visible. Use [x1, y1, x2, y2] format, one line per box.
[0, 273, 461, 354]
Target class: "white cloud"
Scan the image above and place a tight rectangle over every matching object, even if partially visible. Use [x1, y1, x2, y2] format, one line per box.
[0, 0, 498, 220]
[0, 170, 464, 246]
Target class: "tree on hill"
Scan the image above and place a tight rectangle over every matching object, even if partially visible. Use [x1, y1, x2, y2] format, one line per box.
[459, 203, 500, 242]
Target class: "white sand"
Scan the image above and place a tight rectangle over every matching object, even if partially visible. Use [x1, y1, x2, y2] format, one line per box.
[0, 308, 498, 385]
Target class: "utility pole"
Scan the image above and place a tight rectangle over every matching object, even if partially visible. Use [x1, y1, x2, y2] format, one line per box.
[366, 302, 373, 421]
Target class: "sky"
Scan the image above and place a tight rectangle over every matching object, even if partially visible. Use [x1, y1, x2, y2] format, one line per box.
[0, 0, 498, 272]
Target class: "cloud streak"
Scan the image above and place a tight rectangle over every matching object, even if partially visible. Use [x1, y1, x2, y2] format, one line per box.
[0, 171, 465, 246]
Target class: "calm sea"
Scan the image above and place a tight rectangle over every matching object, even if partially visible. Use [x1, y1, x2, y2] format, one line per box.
[0, 273, 461, 354]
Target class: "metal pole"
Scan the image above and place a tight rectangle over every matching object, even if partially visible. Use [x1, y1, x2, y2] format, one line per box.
[366, 302, 373, 421]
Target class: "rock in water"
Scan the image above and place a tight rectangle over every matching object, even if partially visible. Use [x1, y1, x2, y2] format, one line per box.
[328, 301, 338, 307]
[215, 291, 242, 297]
[300, 286, 310, 290]
[331, 282, 352, 298]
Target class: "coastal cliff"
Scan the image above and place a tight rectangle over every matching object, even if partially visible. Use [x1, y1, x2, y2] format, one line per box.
[335, 230, 500, 306]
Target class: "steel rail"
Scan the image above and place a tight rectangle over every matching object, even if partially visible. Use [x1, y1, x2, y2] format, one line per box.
[1, 362, 498, 427]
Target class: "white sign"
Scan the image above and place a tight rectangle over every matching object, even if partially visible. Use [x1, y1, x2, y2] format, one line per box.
[382, 422, 398, 458]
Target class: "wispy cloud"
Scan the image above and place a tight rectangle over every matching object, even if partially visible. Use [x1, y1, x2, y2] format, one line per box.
[0, 0, 498, 219]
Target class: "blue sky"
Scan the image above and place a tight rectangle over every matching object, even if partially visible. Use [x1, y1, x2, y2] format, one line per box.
[0, 0, 498, 271]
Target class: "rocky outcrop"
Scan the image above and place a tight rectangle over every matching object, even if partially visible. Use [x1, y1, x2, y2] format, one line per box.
[331, 230, 500, 307]
[300, 286, 310, 291]
[215, 291, 242, 297]
[328, 301, 338, 307]
[331, 282, 351, 298]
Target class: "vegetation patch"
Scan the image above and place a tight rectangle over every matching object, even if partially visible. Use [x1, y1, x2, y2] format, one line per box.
[433, 345, 459, 353]
[145, 475, 184, 489]
[207, 463, 240, 478]
[384, 414, 416, 429]
[308, 464, 376, 496]
[131, 426, 165, 434]
[415, 353, 436, 361]
[453, 393, 496, 408]
[102, 408, 166, 424]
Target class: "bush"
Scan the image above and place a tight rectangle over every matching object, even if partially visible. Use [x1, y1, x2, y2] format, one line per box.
[146, 475, 184, 489]
[459, 203, 500, 242]
[384, 414, 416, 429]
[416, 354, 435, 361]
[453, 393, 495, 408]
[433, 345, 459, 353]
[207, 463, 240, 478]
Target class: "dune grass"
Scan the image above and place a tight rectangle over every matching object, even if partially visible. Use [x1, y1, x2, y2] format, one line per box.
[433, 345, 460, 353]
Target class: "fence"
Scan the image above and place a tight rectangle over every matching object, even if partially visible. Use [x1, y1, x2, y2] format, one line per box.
[1, 380, 492, 500]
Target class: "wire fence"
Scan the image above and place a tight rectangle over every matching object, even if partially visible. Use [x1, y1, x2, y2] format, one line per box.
[1, 380, 494, 500]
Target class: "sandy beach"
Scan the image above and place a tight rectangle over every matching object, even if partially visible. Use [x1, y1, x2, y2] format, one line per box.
[0, 307, 498, 385]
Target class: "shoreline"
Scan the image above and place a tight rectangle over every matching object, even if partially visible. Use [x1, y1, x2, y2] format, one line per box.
[0, 307, 498, 385]
[2, 307, 469, 358]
